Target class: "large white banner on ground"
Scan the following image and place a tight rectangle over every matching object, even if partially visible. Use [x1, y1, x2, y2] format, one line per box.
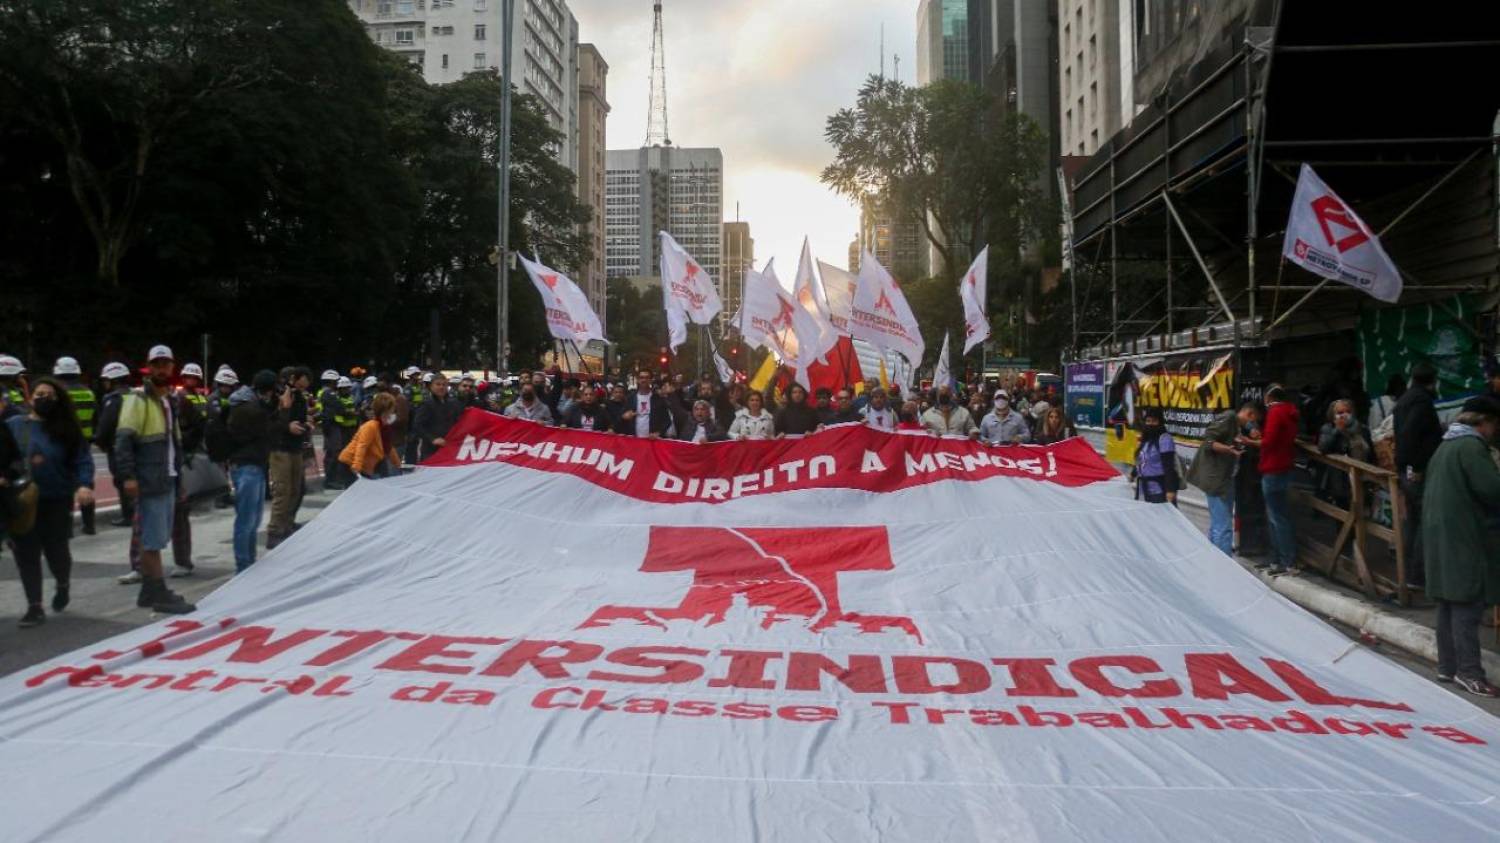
[3, 411, 1499, 841]
[1282, 163, 1403, 303]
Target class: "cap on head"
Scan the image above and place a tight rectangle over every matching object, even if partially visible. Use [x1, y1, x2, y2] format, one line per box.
[214, 367, 240, 386]
[101, 362, 131, 380]
[181, 363, 204, 379]
[148, 345, 173, 363]
[0, 355, 24, 376]
[53, 356, 82, 376]
[321, 369, 339, 382]
[1460, 395, 1500, 418]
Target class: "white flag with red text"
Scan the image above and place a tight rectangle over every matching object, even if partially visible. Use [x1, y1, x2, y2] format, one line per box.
[6, 411, 1500, 841]
[1282, 164, 1402, 303]
[734, 259, 814, 369]
[660, 231, 722, 353]
[792, 238, 839, 365]
[850, 250, 925, 366]
[817, 261, 858, 336]
[518, 254, 605, 345]
[960, 246, 990, 354]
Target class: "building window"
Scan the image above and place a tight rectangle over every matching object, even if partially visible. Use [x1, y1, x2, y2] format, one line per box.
[475, 24, 486, 40]
[474, 52, 487, 68]
[474, 0, 487, 9]
[394, 28, 415, 45]
[442, 54, 449, 69]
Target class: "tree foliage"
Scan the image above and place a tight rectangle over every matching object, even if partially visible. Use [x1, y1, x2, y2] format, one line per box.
[0, 0, 589, 375]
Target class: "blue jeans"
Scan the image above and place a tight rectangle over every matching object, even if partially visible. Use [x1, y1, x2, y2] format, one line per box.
[1206, 491, 1235, 557]
[232, 463, 267, 572]
[1261, 472, 1295, 569]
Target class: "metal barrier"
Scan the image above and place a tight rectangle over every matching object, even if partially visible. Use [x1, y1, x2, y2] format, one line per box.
[1290, 440, 1410, 606]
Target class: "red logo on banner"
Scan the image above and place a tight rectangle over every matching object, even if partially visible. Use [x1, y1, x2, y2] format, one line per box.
[579, 526, 921, 640]
[874, 289, 897, 317]
[1311, 195, 1370, 253]
[771, 297, 797, 330]
[541, 274, 560, 290]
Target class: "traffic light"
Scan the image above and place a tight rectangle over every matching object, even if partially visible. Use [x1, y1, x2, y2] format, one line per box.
[658, 346, 670, 372]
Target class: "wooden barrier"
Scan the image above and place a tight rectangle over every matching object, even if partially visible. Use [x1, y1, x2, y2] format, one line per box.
[1289, 440, 1410, 606]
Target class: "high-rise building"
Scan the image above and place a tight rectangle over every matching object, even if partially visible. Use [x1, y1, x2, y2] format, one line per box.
[576, 43, 609, 324]
[605, 146, 724, 297]
[917, 0, 971, 85]
[859, 200, 929, 284]
[721, 222, 754, 330]
[348, 0, 579, 169]
[1057, 0, 1132, 157]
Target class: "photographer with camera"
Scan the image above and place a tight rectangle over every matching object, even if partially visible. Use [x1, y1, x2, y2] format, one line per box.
[1186, 402, 1262, 558]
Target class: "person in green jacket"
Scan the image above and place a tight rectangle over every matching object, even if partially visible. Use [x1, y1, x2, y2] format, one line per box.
[1423, 395, 1500, 697]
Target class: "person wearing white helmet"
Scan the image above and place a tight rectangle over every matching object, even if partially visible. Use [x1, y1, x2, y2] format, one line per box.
[178, 364, 208, 421]
[327, 376, 359, 487]
[0, 354, 27, 420]
[92, 362, 136, 527]
[112, 344, 195, 614]
[401, 368, 428, 465]
[209, 367, 241, 510]
[52, 356, 99, 534]
[316, 370, 347, 490]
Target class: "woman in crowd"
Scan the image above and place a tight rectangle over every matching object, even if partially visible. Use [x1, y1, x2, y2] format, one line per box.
[774, 383, 820, 437]
[1132, 407, 1179, 504]
[6, 377, 94, 627]
[1317, 398, 1374, 506]
[729, 390, 776, 441]
[339, 392, 401, 480]
[1033, 406, 1078, 445]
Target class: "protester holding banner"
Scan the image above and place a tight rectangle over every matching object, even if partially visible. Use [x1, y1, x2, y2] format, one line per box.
[728, 391, 776, 441]
[339, 392, 401, 481]
[861, 388, 896, 432]
[979, 391, 1029, 445]
[562, 386, 611, 432]
[677, 401, 726, 443]
[820, 389, 863, 428]
[774, 384, 820, 437]
[413, 374, 465, 462]
[617, 372, 670, 438]
[1033, 406, 1078, 446]
[1259, 385, 1301, 574]
[921, 387, 978, 438]
[1422, 396, 1500, 697]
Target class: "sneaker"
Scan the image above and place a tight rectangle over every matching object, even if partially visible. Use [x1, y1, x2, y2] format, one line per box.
[51, 586, 70, 612]
[117, 570, 143, 585]
[109, 516, 132, 528]
[1454, 676, 1500, 698]
[81, 524, 97, 536]
[137, 578, 197, 614]
[1436, 673, 1454, 683]
[18, 606, 45, 628]
[169, 564, 195, 579]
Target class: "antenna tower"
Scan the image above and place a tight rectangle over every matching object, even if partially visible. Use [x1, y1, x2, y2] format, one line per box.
[646, 1, 671, 146]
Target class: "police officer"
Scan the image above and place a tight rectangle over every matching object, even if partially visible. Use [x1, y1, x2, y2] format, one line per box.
[92, 361, 135, 526]
[0, 354, 27, 420]
[330, 376, 359, 487]
[179, 363, 209, 411]
[54, 356, 99, 534]
[404, 370, 431, 465]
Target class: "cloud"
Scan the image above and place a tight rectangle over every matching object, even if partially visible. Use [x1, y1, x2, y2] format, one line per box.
[571, 0, 917, 270]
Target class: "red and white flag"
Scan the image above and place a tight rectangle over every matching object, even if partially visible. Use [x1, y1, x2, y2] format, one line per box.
[8, 411, 1499, 840]
[660, 231, 722, 353]
[518, 255, 605, 345]
[816, 260, 859, 335]
[792, 238, 839, 364]
[850, 250, 925, 366]
[734, 259, 817, 371]
[960, 246, 990, 354]
[1282, 164, 1402, 303]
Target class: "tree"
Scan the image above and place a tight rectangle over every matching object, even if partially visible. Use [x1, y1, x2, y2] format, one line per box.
[823, 77, 1050, 284]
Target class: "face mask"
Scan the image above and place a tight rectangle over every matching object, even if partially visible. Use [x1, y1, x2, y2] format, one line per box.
[994, 399, 1009, 411]
[33, 396, 57, 417]
[382, 413, 397, 425]
[938, 393, 953, 406]
[1336, 412, 1352, 423]
[521, 390, 536, 403]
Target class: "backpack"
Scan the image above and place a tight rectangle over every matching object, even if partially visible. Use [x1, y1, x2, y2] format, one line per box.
[205, 404, 234, 463]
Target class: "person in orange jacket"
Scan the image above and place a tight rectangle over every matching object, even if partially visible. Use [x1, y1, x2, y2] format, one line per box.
[339, 392, 401, 480]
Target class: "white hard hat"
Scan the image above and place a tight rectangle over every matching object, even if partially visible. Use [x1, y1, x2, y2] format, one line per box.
[321, 369, 339, 382]
[147, 344, 174, 362]
[460, 371, 474, 381]
[53, 356, 82, 376]
[362, 375, 378, 389]
[0, 355, 24, 377]
[422, 372, 435, 383]
[337, 376, 352, 388]
[403, 366, 420, 377]
[101, 362, 131, 380]
[181, 363, 204, 379]
[214, 367, 239, 386]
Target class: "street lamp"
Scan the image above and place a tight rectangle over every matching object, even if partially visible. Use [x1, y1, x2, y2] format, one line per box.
[495, 0, 515, 375]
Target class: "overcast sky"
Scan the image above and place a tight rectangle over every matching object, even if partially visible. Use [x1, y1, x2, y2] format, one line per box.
[570, 0, 918, 274]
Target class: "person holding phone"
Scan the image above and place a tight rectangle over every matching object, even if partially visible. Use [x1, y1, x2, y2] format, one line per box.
[1187, 402, 1261, 557]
